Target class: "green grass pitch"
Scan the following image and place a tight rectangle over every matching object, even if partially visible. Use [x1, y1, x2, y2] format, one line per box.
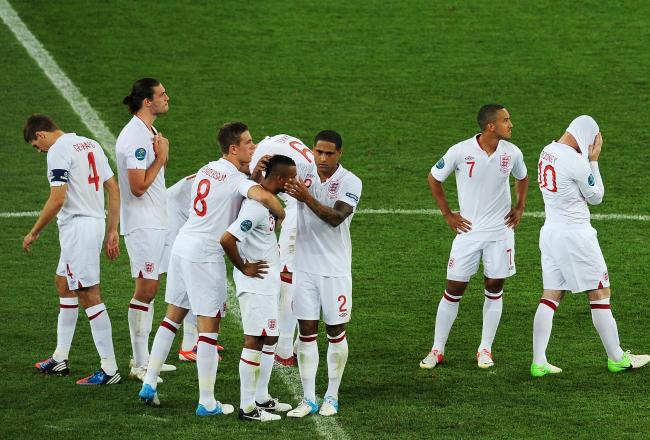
[1, 1, 649, 439]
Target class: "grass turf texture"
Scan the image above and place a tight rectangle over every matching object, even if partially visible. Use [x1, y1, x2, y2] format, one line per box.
[1, 0, 650, 439]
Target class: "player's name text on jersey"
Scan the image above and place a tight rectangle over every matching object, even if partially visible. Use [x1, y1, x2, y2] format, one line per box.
[540, 151, 558, 164]
[72, 141, 95, 152]
[200, 166, 227, 182]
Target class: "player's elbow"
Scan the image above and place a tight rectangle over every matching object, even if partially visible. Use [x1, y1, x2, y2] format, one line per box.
[130, 185, 146, 197]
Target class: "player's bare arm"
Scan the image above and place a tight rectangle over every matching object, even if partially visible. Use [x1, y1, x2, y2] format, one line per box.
[588, 132, 602, 161]
[428, 173, 471, 233]
[285, 177, 353, 227]
[250, 154, 272, 183]
[127, 133, 169, 197]
[505, 175, 529, 229]
[247, 185, 285, 221]
[23, 185, 67, 252]
[104, 176, 120, 260]
[219, 231, 269, 278]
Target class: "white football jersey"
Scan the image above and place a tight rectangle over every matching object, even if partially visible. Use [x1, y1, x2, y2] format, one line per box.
[431, 135, 527, 241]
[173, 159, 257, 262]
[165, 174, 195, 245]
[249, 134, 315, 231]
[115, 116, 167, 234]
[46, 133, 113, 226]
[226, 198, 280, 296]
[538, 141, 604, 226]
[294, 163, 362, 277]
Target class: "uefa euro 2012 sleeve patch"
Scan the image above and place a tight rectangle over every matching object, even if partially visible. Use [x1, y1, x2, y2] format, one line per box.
[588, 174, 595, 186]
[240, 220, 253, 232]
[135, 148, 147, 161]
[435, 158, 445, 169]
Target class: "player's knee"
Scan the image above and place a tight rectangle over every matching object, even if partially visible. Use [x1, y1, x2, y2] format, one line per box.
[298, 320, 318, 336]
[77, 285, 102, 308]
[445, 279, 468, 296]
[325, 323, 346, 338]
[587, 287, 611, 301]
[484, 278, 505, 293]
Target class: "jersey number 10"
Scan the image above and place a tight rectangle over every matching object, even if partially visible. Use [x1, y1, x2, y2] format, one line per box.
[538, 161, 557, 192]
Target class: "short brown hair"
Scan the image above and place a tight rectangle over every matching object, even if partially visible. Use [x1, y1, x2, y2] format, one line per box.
[23, 114, 59, 142]
[217, 122, 248, 154]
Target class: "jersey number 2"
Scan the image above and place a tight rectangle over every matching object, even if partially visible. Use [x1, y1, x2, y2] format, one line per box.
[87, 152, 100, 191]
[193, 179, 211, 217]
[338, 295, 347, 313]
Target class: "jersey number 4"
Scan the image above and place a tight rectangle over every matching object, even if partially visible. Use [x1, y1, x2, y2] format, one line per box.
[538, 161, 557, 192]
[193, 179, 211, 217]
[87, 152, 100, 191]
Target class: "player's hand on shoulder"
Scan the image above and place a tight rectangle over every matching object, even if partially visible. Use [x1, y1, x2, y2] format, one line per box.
[284, 177, 310, 202]
[105, 230, 120, 260]
[504, 206, 524, 229]
[443, 212, 472, 233]
[153, 133, 170, 162]
[588, 132, 602, 162]
[22, 232, 39, 252]
[243, 260, 269, 279]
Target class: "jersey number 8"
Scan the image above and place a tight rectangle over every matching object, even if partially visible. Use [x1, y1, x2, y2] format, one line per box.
[193, 179, 211, 217]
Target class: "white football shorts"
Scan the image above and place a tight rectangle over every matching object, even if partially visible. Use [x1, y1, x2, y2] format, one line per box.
[278, 227, 296, 273]
[165, 252, 227, 318]
[293, 270, 352, 325]
[56, 217, 104, 290]
[540, 224, 610, 293]
[124, 228, 166, 280]
[238, 292, 279, 336]
[446, 231, 516, 282]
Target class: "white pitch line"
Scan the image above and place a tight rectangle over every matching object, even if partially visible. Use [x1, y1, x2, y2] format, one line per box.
[2, 209, 649, 222]
[226, 282, 351, 440]
[0, 0, 116, 161]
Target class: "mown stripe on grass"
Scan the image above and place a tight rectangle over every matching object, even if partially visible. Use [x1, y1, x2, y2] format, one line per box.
[0, 0, 116, 160]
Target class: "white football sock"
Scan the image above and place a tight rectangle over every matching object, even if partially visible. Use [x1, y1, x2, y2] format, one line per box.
[53, 297, 78, 362]
[239, 348, 261, 411]
[181, 313, 198, 352]
[297, 334, 318, 402]
[478, 290, 503, 352]
[128, 298, 151, 367]
[533, 299, 558, 365]
[197, 333, 219, 410]
[590, 298, 625, 362]
[86, 303, 117, 376]
[325, 332, 348, 399]
[277, 280, 297, 359]
[255, 344, 276, 403]
[432, 291, 462, 353]
[144, 317, 180, 387]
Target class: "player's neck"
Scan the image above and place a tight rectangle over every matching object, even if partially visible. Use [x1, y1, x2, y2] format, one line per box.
[477, 133, 499, 155]
[318, 164, 339, 181]
[557, 132, 579, 151]
[135, 111, 156, 132]
[223, 155, 243, 170]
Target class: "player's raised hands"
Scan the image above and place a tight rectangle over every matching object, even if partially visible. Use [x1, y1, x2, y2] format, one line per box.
[251, 154, 272, 182]
[153, 132, 169, 163]
[504, 206, 525, 229]
[443, 212, 472, 234]
[284, 177, 310, 202]
[105, 230, 120, 260]
[588, 132, 602, 162]
[22, 231, 39, 253]
[242, 260, 269, 279]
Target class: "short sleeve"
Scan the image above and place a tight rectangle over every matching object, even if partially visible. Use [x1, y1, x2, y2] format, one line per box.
[337, 174, 362, 208]
[235, 175, 258, 198]
[511, 148, 527, 180]
[430, 145, 460, 182]
[124, 134, 150, 170]
[226, 201, 267, 242]
[100, 148, 115, 182]
[46, 147, 71, 187]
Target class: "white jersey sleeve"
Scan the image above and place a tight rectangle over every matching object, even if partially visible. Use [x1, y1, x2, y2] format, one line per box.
[575, 160, 604, 205]
[226, 201, 268, 243]
[336, 173, 362, 208]
[237, 176, 257, 199]
[123, 132, 149, 170]
[511, 147, 527, 180]
[430, 144, 460, 182]
[47, 145, 71, 187]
